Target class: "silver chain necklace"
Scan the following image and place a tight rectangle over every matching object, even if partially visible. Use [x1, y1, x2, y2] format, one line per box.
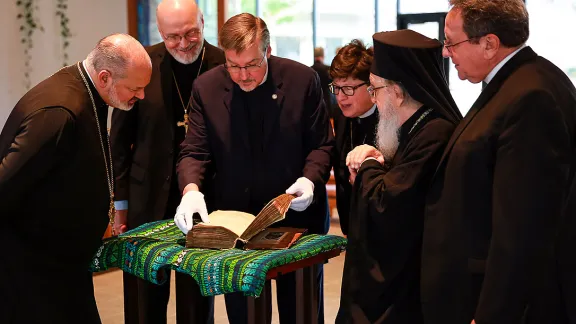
[408, 108, 433, 135]
[77, 62, 116, 235]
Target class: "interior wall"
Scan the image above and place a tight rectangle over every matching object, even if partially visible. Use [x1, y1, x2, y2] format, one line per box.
[0, 0, 128, 128]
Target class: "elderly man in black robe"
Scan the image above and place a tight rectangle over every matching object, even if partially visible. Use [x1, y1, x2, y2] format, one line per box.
[336, 30, 462, 324]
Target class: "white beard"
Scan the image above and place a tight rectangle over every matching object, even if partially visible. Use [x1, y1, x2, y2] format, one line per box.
[108, 83, 134, 111]
[376, 98, 400, 162]
[168, 40, 204, 65]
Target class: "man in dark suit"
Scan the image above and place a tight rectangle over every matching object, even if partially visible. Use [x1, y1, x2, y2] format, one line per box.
[111, 1, 225, 323]
[174, 13, 334, 324]
[0, 34, 151, 324]
[421, 1, 576, 323]
[312, 47, 335, 117]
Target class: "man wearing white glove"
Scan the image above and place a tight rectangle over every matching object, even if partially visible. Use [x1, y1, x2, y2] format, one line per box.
[175, 13, 334, 324]
[285, 177, 315, 211]
[174, 184, 210, 234]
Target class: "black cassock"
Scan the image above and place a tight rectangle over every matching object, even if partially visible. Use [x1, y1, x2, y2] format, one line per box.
[0, 63, 110, 323]
[333, 107, 379, 235]
[337, 107, 454, 323]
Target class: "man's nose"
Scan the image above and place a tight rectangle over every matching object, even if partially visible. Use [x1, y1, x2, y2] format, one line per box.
[442, 46, 451, 58]
[239, 68, 249, 80]
[179, 37, 192, 48]
[136, 88, 145, 100]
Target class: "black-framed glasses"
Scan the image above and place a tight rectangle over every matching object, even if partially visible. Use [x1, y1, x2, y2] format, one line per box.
[162, 29, 201, 44]
[366, 85, 388, 98]
[443, 36, 481, 54]
[224, 55, 266, 74]
[328, 82, 368, 96]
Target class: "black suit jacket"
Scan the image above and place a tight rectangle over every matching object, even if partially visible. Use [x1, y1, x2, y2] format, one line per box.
[0, 63, 109, 323]
[111, 41, 225, 228]
[422, 46, 576, 324]
[177, 56, 335, 234]
[312, 60, 334, 117]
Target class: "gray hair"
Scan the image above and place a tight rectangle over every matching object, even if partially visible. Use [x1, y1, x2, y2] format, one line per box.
[219, 13, 270, 53]
[449, 0, 529, 47]
[86, 33, 149, 79]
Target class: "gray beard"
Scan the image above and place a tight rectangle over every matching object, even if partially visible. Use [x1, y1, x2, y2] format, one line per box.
[376, 100, 400, 162]
[168, 40, 204, 65]
[108, 83, 134, 111]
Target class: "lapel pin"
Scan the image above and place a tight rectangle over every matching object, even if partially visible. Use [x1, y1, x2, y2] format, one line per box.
[272, 94, 278, 99]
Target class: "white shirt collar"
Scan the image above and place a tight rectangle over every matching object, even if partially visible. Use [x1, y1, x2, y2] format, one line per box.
[484, 44, 527, 84]
[259, 57, 269, 86]
[358, 104, 377, 119]
[81, 60, 97, 88]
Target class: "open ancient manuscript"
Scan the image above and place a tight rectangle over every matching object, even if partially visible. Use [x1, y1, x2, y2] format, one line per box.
[185, 194, 306, 250]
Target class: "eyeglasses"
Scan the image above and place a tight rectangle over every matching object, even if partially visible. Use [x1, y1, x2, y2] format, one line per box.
[163, 29, 201, 44]
[366, 85, 388, 98]
[328, 82, 368, 96]
[443, 36, 481, 54]
[225, 55, 266, 74]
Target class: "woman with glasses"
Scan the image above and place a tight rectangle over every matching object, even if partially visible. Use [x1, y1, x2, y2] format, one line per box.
[328, 39, 376, 236]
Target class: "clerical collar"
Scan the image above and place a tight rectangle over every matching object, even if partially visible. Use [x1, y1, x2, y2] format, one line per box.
[259, 59, 269, 86]
[484, 44, 527, 84]
[358, 105, 377, 119]
[82, 60, 96, 88]
[81, 60, 107, 109]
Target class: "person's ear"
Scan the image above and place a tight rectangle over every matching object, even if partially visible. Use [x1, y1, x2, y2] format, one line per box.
[482, 34, 500, 60]
[97, 70, 112, 88]
[266, 45, 272, 58]
[392, 83, 405, 105]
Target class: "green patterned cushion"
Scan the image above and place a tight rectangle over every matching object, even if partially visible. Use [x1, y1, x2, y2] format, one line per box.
[91, 220, 347, 297]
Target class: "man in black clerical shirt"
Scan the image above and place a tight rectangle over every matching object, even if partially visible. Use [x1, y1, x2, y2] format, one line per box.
[336, 30, 462, 324]
[174, 13, 334, 324]
[0, 34, 151, 324]
[328, 39, 376, 235]
[110, 0, 224, 323]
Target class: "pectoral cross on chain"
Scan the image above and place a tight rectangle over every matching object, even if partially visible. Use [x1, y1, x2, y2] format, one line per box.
[177, 113, 189, 133]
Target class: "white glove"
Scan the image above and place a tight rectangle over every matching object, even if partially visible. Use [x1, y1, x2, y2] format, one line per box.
[285, 177, 315, 212]
[174, 191, 210, 234]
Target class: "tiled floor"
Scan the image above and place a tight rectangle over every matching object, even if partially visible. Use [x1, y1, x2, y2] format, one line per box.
[94, 222, 346, 324]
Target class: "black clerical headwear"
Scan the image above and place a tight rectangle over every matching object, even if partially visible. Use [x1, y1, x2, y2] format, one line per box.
[371, 29, 462, 124]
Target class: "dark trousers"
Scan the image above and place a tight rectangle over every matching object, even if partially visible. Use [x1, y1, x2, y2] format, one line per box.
[224, 264, 324, 324]
[123, 270, 214, 324]
[1, 268, 101, 324]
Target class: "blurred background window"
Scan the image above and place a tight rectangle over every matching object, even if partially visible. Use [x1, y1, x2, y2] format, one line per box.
[138, 0, 570, 116]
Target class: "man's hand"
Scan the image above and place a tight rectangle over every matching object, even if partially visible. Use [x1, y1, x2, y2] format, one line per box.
[286, 177, 315, 211]
[346, 144, 385, 174]
[113, 209, 128, 234]
[174, 190, 210, 234]
[349, 168, 358, 185]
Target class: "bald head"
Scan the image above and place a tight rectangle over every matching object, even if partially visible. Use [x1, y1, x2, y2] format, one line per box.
[85, 33, 152, 111]
[157, 0, 202, 28]
[86, 33, 151, 78]
[156, 0, 205, 64]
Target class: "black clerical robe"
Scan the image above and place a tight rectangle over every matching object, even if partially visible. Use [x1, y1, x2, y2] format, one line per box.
[110, 41, 224, 324]
[333, 107, 378, 235]
[336, 107, 454, 324]
[0, 63, 110, 323]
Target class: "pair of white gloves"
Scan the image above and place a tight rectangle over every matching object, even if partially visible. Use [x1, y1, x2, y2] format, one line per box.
[174, 177, 315, 234]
